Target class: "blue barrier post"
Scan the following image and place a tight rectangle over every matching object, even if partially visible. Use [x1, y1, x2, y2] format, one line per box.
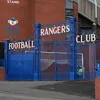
[34, 23, 41, 81]
[69, 17, 77, 80]
[96, 64, 100, 78]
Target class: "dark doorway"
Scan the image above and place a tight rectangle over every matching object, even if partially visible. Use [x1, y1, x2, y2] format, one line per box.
[0, 42, 4, 67]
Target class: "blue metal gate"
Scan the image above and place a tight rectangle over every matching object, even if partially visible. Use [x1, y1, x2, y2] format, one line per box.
[76, 30, 100, 80]
[5, 40, 35, 80]
[38, 17, 77, 80]
[5, 17, 78, 81]
[39, 40, 77, 80]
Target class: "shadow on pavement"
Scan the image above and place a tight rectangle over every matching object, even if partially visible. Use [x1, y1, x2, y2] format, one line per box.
[35, 81, 95, 98]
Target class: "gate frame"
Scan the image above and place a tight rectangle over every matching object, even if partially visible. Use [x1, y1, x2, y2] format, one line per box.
[34, 17, 77, 81]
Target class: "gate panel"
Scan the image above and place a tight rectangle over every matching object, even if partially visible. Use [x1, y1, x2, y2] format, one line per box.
[40, 41, 55, 80]
[39, 40, 77, 81]
[39, 17, 77, 81]
[76, 30, 98, 80]
[54, 41, 71, 80]
[5, 40, 35, 80]
[77, 44, 96, 80]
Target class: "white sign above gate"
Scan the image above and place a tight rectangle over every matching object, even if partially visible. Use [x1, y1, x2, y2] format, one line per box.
[76, 34, 96, 43]
[9, 40, 34, 50]
[41, 25, 70, 36]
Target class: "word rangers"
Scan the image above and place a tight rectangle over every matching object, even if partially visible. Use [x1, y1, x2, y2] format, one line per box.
[41, 25, 70, 36]
[7, 0, 20, 4]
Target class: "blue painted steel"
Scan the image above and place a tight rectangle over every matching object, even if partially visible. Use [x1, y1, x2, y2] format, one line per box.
[69, 17, 77, 80]
[96, 64, 100, 78]
[6, 53, 34, 80]
[6, 40, 35, 80]
[54, 41, 57, 80]
[39, 18, 76, 81]
[5, 40, 8, 77]
[34, 23, 41, 80]
[39, 40, 77, 81]
[91, 43, 96, 80]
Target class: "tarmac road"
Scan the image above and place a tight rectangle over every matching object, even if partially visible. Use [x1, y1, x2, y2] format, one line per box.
[0, 81, 95, 100]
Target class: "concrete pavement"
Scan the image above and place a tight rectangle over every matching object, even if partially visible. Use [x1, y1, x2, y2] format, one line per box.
[0, 81, 95, 100]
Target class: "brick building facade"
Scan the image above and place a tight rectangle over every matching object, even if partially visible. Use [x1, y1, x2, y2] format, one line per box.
[0, 0, 79, 80]
[0, 1, 100, 100]
[0, 0, 97, 81]
[0, 0, 79, 41]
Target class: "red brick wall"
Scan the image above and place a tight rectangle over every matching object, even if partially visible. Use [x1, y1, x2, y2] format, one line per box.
[0, 68, 5, 80]
[0, 0, 79, 81]
[0, 0, 78, 41]
[0, 0, 35, 80]
[95, 78, 100, 100]
[35, 0, 66, 41]
[0, 0, 35, 40]
[35, 0, 65, 25]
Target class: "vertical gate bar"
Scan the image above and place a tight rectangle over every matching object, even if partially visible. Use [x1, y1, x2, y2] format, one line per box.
[54, 41, 57, 80]
[38, 39, 41, 80]
[69, 17, 77, 80]
[34, 23, 41, 81]
[92, 43, 96, 80]
[5, 40, 9, 80]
